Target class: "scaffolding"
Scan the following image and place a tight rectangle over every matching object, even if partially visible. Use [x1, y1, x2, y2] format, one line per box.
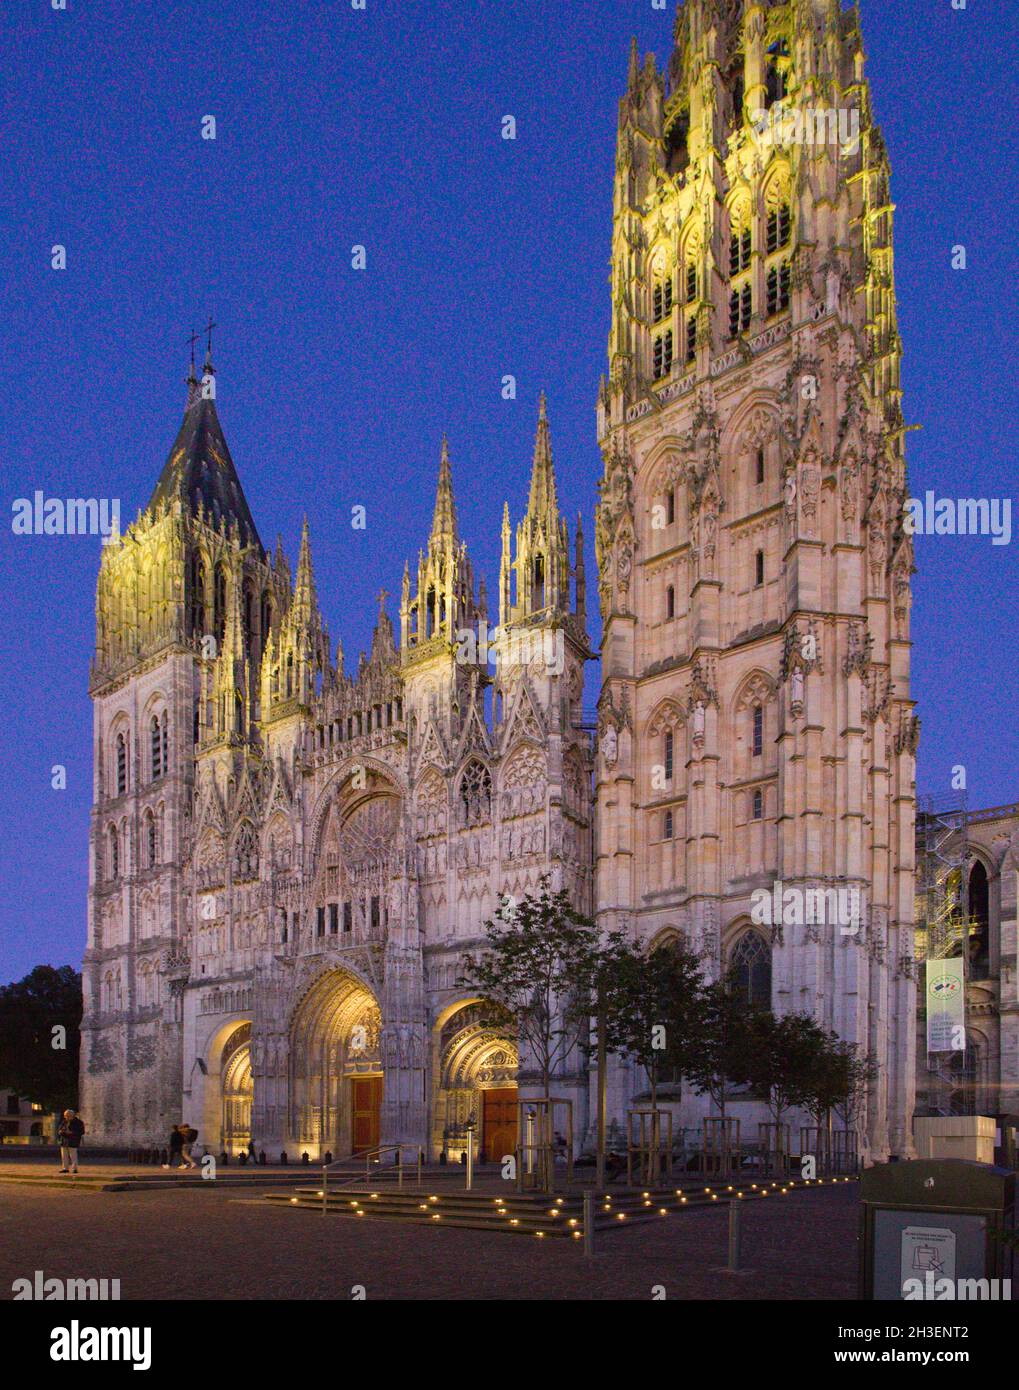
[914, 796, 976, 1116]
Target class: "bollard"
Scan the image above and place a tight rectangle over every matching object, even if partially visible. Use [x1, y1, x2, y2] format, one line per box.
[728, 1198, 741, 1271]
[583, 1190, 594, 1259]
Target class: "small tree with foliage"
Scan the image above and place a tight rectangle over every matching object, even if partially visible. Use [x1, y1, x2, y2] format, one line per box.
[458, 878, 601, 1097]
[743, 1011, 837, 1170]
[682, 976, 760, 1172]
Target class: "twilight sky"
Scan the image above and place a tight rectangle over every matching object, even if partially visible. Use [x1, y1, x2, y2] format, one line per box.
[1, 0, 1015, 983]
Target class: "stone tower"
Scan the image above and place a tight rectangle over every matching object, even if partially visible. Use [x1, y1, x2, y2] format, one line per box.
[82, 350, 272, 1144]
[594, 0, 917, 1159]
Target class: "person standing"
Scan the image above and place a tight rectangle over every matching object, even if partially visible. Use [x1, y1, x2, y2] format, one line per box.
[57, 1110, 85, 1174]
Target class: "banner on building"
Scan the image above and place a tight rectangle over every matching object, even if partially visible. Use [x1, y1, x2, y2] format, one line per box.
[926, 958, 966, 1054]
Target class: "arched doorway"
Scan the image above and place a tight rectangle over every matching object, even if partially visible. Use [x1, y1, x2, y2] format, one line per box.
[222, 1023, 252, 1153]
[434, 1003, 518, 1163]
[289, 968, 381, 1158]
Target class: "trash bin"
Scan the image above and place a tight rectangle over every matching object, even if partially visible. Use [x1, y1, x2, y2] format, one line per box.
[859, 1159, 1015, 1300]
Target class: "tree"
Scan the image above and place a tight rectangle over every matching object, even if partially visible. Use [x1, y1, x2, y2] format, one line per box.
[743, 1011, 837, 1167]
[598, 934, 708, 1111]
[682, 976, 759, 1169]
[0, 965, 82, 1112]
[458, 877, 601, 1096]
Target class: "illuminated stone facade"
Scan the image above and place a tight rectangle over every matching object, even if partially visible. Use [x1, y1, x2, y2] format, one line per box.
[80, 360, 592, 1156]
[593, 0, 917, 1159]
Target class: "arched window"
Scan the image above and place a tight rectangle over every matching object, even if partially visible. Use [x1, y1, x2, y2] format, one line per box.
[752, 787, 763, 820]
[967, 860, 990, 980]
[729, 224, 751, 276]
[664, 731, 674, 781]
[756, 447, 765, 486]
[232, 823, 258, 881]
[145, 811, 157, 869]
[653, 329, 674, 379]
[150, 716, 162, 779]
[214, 566, 227, 643]
[752, 704, 763, 757]
[765, 42, 788, 107]
[766, 262, 791, 316]
[766, 204, 791, 255]
[189, 555, 205, 637]
[533, 554, 545, 609]
[116, 732, 127, 796]
[652, 270, 673, 324]
[108, 826, 119, 880]
[729, 283, 752, 338]
[731, 931, 772, 1008]
[460, 761, 493, 826]
[666, 585, 675, 620]
[684, 261, 697, 303]
[664, 810, 674, 840]
[755, 550, 765, 587]
[666, 488, 675, 526]
[684, 312, 697, 364]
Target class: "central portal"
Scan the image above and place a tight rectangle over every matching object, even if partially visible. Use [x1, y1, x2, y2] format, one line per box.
[288, 966, 381, 1159]
[351, 1075, 382, 1154]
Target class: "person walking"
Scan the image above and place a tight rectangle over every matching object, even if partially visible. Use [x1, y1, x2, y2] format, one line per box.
[57, 1110, 85, 1174]
[162, 1124, 185, 1170]
[181, 1124, 199, 1170]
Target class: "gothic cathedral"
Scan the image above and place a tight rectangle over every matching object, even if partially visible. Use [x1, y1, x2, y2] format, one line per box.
[81, 0, 916, 1162]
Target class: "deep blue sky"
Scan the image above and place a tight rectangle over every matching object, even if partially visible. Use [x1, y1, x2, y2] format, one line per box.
[1, 0, 1015, 983]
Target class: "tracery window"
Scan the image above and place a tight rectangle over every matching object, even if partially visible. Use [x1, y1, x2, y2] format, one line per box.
[460, 760, 493, 827]
[116, 733, 127, 795]
[232, 823, 258, 881]
[664, 731, 674, 781]
[729, 283, 752, 337]
[730, 931, 772, 1008]
[752, 704, 763, 757]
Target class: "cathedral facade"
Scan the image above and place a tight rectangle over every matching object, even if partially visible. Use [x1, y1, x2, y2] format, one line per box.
[81, 0, 918, 1162]
[81, 375, 593, 1159]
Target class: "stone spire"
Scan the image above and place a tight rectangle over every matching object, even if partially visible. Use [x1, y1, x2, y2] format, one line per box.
[429, 435, 458, 548]
[509, 395, 571, 620]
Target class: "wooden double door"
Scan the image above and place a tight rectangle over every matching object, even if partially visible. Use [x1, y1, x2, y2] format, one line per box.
[482, 1087, 518, 1163]
[350, 1075, 382, 1155]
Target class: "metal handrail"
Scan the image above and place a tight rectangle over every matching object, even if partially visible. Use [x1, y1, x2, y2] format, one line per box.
[321, 1144, 424, 1212]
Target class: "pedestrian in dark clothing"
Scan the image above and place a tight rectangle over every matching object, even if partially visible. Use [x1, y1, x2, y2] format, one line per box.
[162, 1125, 186, 1169]
[57, 1111, 85, 1174]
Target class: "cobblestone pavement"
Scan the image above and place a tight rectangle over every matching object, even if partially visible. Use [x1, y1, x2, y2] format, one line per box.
[0, 1180, 860, 1300]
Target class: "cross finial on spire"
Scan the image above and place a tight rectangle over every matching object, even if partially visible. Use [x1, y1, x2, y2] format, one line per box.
[185, 326, 200, 372]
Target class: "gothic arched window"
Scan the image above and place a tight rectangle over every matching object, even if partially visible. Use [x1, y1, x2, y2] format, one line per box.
[967, 859, 990, 980]
[150, 716, 162, 779]
[145, 811, 157, 869]
[460, 760, 493, 827]
[756, 447, 765, 486]
[116, 732, 127, 796]
[766, 262, 791, 316]
[232, 823, 258, 881]
[752, 787, 764, 820]
[214, 566, 228, 643]
[752, 704, 763, 757]
[766, 204, 791, 255]
[652, 268, 673, 324]
[108, 826, 119, 880]
[664, 810, 674, 840]
[731, 931, 772, 1009]
[664, 730, 674, 781]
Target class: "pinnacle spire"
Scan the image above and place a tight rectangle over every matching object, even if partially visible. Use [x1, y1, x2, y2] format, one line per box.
[526, 392, 559, 523]
[429, 435, 458, 544]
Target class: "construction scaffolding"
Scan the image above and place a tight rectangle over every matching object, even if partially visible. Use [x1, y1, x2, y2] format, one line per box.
[914, 797, 976, 1116]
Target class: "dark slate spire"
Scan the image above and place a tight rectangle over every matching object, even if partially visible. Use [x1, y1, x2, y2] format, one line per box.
[147, 354, 263, 550]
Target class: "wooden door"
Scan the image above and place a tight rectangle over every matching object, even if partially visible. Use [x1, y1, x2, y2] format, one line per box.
[482, 1087, 518, 1163]
[350, 1075, 382, 1155]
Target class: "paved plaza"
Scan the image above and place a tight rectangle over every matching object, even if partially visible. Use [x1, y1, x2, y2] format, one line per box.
[0, 1171, 860, 1301]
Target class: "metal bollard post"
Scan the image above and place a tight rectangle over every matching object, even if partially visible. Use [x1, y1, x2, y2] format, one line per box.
[583, 1190, 594, 1259]
[466, 1128, 474, 1191]
[728, 1198, 741, 1271]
